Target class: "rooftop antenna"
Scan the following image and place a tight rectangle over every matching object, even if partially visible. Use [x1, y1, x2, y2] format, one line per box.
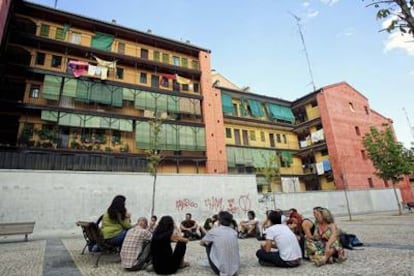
[289, 12, 317, 91]
[402, 107, 414, 141]
[54, 0, 58, 8]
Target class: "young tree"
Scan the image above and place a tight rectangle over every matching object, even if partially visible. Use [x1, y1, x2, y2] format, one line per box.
[147, 115, 163, 217]
[256, 153, 280, 209]
[364, 0, 414, 37]
[363, 124, 413, 214]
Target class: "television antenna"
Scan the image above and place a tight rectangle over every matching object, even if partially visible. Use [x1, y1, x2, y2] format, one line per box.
[402, 107, 414, 141]
[289, 12, 317, 91]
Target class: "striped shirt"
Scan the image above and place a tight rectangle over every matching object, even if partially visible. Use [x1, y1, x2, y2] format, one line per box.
[120, 225, 152, 268]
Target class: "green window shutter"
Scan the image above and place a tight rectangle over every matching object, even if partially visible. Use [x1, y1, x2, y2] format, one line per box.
[55, 27, 65, 40]
[221, 93, 234, 115]
[134, 91, 146, 110]
[119, 119, 133, 132]
[91, 32, 114, 51]
[178, 126, 195, 150]
[146, 93, 157, 111]
[135, 121, 151, 149]
[58, 113, 83, 127]
[154, 51, 160, 62]
[162, 124, 178, 151]
[75, 80, 91, 103]
[156, 94, 168, 112]
[181, 58, 188, 67]
[100, 117, 111, 129]
[40, 24, 49, 37]
[41, 110, 59, 122]
[248, 99, 264, 117]
[226, 147, 236, 167]
[122, 88, 136, 101]
[167, 95, 179, 113]
[194, 127, 205, 151]
[240, 98, 248, 117]
[109, 118, 120, 130]
[162, 53, 169, 64]
[62, 78, 77, 97]
[281, 151, 293, 164]
[42, 75, 61, 100]
[266, 103, 295, 123]
[193, 99, 201, 115]
[84, 115, 101, 128]
[111, 86, 123, 107]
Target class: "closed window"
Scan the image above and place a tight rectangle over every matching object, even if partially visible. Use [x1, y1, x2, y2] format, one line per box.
[35, 52, 45, 65]
[153, 51, 160, 61]
[51, 55, 62, 68]
[70, 32, 81, 44]
[181, 58, 188, 67]
[225, 128, 232, 138]
[141, 48, 148, 59]
[162, 53, 169, 63]
[151, 75, 159, 88]
[140, 72, 147, 84]
[191, 60, 199, 70]
[55, 27, 65, 40]
[173, 56, 180, 66]
[40, 24, 49, 37]
[260, 131, 265, 142]
[249, 130, 256, 141]
[118, 42, 125, 54]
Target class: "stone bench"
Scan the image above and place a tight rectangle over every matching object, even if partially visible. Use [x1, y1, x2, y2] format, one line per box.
[0, 222, 35, 241]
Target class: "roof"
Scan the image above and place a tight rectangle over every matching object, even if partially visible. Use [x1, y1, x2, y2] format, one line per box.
[211, 70, 241, 90]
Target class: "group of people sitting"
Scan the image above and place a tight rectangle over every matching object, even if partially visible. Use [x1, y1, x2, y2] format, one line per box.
[97, 195, 347, 275]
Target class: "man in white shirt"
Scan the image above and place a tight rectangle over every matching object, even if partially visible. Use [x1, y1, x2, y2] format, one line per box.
[256, 211, 302, 268]
[200, 211, 240, 276]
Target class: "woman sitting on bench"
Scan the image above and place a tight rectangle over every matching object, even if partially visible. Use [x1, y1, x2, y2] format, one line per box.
[101, 195, 132, 246]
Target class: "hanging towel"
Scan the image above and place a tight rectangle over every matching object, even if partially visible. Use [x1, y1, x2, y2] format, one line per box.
[87, 64, 96, 76]
[68, 60, 88, 77]
[316, 162, 324, 175]
[100, 67, 108, 80]
[94, 56, 117, 70]
[322, 159, 331, 171]
[159, 73, 176, 79]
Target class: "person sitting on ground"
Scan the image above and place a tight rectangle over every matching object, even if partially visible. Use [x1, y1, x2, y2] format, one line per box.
[256, 211, 302, 268]
[305, 207, 346, 266]
[200, 211, 240, 276]
[120, 217, 152, 271]
[286, 209, 306, 257]
[202, 214, 218, 233]
[259, 210, 273, 240]
[101, 195, 132, 246]
[239, 210, 258, 238]
[151, 216, 190, 274]
[148, 215, 158, 233]
[180, 213, 203, 240]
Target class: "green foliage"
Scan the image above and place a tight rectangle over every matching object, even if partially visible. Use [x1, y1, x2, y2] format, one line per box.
[362, 124, 413, 184]
[146, 116, 163, 176]
[256, 153, 280, 191]
[364, 0, 414, 36]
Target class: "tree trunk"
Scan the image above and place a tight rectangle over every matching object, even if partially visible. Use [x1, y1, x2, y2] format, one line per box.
[392, 183, 402, 215]
[150, 174, 157, 217]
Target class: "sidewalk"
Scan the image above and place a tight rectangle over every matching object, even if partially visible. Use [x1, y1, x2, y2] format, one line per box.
[1, 212, 413, 275]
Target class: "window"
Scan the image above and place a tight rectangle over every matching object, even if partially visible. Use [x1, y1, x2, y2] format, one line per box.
[153, 51, 160, 62]
[172, 80, 179, 91]
[349, 102, 355, 112]
[282, 134, 287, 144]
[151, 75, 159, 88]
[70, 32, 81, 44]
[141, 48, 149, 59]
[162, 53, 169, 63]
[40, 24, 49, 37]
[249, 130, 256, 141]
[35, 52, 45, 65]
[140, 72, 147, 84]
[181, 58, 188, 67]
[320, 148, 329, 156]
[234, 129, 241, 145]
[29, 85, 40, 98]
[269, 133, 275, 148]
[361, 150, 367, 160]
[225, 128, 232, 138]
[118, 42, 125, 54]
[364, 105, 369, 115]
[355, 126, 360, 136]
[193, 83, 199, 93]
[233, 103, 239, 116]
[191, 60, 199, 70]
[116, 68, 124, 79]
[276, 134, 281, 143]
[51, 55, 62, 68]
[368, 177, 374, 188]
[242, 130, 249, 145]
[260, 131, 265, 142]
[173, 56, 180, 66]
[160, 77, 169, 88]
[55, 27, 65, 40]
[182, 84, 189, 91]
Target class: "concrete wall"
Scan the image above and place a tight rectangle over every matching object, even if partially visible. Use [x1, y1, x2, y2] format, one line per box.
[0, 170, 401, 235]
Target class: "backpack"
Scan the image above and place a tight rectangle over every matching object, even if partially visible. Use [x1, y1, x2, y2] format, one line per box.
[135, 240, 152, 270]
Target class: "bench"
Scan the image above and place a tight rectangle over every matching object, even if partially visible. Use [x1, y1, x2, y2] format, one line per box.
[0, 221, 36, 241]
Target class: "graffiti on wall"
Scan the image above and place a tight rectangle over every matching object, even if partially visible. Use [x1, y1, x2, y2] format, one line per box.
[175, 194, 251, 214]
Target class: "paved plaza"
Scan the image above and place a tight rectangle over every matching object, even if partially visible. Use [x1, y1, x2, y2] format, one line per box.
[0, 212, 413, 276]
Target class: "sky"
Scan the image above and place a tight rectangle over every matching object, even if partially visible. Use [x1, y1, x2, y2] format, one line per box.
[27, 0, 414, 148]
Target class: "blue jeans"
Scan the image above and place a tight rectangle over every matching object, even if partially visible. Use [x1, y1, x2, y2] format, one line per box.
[107, 229, 128, 246]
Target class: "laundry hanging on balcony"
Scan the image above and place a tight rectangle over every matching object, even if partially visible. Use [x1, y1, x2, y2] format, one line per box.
[88, 64, 108, 80]
[68, 60, 89, 77]
[175, 74, 191, 85]
[93, 55, 117, 70]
